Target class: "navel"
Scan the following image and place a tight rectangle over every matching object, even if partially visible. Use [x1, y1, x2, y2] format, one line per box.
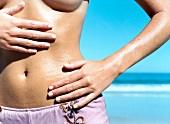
[24, 70, 28, 77]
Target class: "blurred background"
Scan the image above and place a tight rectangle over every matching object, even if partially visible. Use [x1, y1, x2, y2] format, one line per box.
[81, 0, 170, 124]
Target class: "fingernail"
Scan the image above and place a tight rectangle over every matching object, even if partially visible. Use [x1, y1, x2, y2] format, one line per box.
[19, 2, 25, 6]
[32, 50, 37, 53]
[52, 34, 56, 39]
[29, 49, 37, 53]
[45, 43, 50, 47]
[56, 97, 60, 102]
[49, 86, 54, 90]
[48, 24, 53, 28]
[64, 63, 70, 66]
[48, 91, 53, 97]
[73, 104, 78, 109]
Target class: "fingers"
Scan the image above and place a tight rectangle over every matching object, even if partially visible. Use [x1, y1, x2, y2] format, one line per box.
[48, 79, 86, 97]
[63, 60, 88, 69]
[7, 27, 56, 40]
[0, 2, 55, 53]
[54, 88, 89, 103]
[49, 71, 83, 89]
[54, 89, 96, 109]
[12, 19, 53, 30]
[8, 37, 51, 48]
[7, 45, 37, 54]
[2, 2, 25, 15]
[73, 94, 95, 108]
[2, 2, 53, 30]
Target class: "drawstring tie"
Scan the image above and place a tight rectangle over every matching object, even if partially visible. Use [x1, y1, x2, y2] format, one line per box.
[59, 101, 85, 124]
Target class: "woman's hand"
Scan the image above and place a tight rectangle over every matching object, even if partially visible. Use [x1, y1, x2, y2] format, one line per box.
[48, 59, 121, 108]
[0, 2, 56, 53]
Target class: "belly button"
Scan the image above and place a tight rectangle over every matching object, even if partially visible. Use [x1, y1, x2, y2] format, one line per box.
[24, 71, 28, 77]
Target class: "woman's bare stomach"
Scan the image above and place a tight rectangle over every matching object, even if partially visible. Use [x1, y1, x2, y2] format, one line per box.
[0, 47, 84, 108]
[0, 0, 88, 108]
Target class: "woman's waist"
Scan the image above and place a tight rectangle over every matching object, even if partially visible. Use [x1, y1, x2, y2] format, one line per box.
[0, 51, 84, 108]
[0, 64, 78, 108]
[0, 70, 69, 108]
[0, 50, 84, 86]
[0, 45, 84, 85]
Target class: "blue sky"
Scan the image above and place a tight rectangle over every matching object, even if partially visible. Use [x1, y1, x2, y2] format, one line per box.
[80, 0, 170, 73]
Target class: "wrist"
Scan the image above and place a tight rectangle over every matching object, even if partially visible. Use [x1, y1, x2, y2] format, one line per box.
[102, 45, 137, 76]
[102, 52, 124, 78]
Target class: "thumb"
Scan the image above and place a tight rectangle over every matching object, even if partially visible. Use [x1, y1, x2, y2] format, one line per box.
[63, 60, 88, 69]
[1, 2, 25, 15]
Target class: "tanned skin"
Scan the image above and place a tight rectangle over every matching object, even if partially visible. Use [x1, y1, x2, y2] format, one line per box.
[0, 0, 87, 108]
[0, 0, 170, 109]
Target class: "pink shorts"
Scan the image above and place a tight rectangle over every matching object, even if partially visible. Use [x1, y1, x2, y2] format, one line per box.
[0, 94, 109, 124]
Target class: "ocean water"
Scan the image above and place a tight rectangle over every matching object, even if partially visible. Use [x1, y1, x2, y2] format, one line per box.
[113, 73, 170, 84]
[103, 73, 170, 124]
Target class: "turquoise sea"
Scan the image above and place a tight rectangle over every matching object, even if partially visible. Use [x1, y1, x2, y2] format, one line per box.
[103, 73, 170, 124]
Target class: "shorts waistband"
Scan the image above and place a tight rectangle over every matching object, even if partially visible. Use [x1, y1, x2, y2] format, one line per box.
[0, 104, 60, 112]
[0, 94, 103, 112]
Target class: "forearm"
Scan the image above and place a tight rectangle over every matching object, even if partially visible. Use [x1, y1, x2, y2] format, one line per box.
[104, 7, 170, 75]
